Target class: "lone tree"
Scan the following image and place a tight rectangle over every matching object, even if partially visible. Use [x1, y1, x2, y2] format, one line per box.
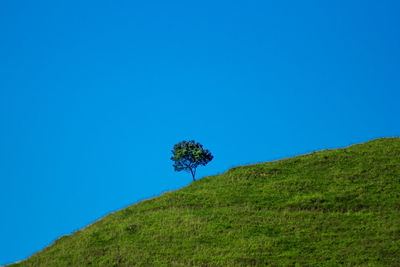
[171, 140, 213, 181]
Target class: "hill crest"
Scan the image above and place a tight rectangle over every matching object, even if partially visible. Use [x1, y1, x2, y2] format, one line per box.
[12, 137, 400, 266]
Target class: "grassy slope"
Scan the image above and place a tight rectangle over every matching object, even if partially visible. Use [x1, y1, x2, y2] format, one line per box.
[13, 138, 400, 266]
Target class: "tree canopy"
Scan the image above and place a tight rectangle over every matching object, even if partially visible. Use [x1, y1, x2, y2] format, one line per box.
[171, 140, 213, 181]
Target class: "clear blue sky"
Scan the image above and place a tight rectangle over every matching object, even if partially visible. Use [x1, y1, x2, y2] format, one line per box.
[1, 0, 399, 264]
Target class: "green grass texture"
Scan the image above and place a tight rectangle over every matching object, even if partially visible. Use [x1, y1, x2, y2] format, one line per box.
[12, 138, 400, 266]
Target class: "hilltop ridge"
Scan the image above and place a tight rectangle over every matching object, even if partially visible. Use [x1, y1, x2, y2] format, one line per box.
[12, 138, 400, 266]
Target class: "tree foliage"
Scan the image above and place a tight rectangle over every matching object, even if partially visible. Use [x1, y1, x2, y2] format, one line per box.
[171, 140, 213, 181]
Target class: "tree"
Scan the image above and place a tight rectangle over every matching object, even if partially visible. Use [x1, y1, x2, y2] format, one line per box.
[171, 140, 213, 181]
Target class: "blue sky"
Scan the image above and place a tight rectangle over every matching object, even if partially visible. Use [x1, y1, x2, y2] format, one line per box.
[1, 0, 399, 264]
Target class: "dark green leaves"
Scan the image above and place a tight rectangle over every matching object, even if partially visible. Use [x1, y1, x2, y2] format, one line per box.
[171, 140, 213, 181]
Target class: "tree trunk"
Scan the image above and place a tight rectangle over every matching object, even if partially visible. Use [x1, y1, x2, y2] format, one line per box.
[190, 168, 196, 181]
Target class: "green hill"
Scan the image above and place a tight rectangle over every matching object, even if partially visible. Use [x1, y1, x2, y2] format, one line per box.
[12, 138, 400, 266]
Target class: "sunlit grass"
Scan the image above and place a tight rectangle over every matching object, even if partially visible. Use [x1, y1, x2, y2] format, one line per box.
[12, 138, 400, 266]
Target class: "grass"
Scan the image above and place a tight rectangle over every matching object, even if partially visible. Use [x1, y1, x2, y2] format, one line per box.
[11, 137, 400, 266]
